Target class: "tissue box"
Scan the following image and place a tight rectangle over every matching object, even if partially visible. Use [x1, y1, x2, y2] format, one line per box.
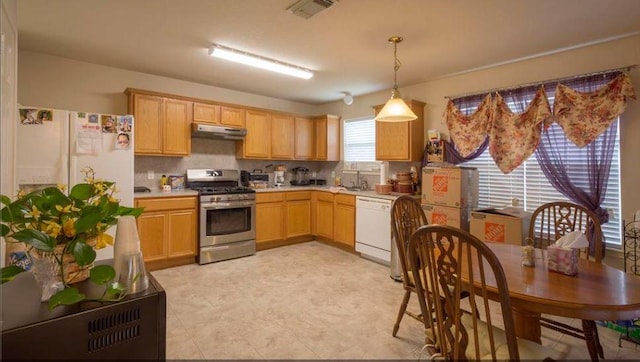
[547, 245, 578, 276]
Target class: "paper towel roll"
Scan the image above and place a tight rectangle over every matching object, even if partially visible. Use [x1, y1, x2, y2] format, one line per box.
[379, 162, 388, 184]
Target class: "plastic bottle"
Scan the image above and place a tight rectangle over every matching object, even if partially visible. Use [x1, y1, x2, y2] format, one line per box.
[160, 174, 167, 188]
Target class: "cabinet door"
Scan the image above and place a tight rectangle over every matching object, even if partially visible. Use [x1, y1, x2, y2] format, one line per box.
[167, 208, 197, 258]
[325, 115, 340, 161]
[271, 114, 294, 159]
[193, 102, 220, 124]
[286, 200, 311, 238]
[376, 120, 411, 160]
[316, 199, 334, 239]
[374, 101, 425, 161]
[220, 106, 246, 127]
[256, 202, 284, 243]
[137, 212, 167, 262]
[294, 117, 314, 160]
[163, 98, 191, 155]
[334, 204, 355, 247]
[244, 109, 271, 158]
[313, 115, 340, 161]
[133, 94, 163, 155]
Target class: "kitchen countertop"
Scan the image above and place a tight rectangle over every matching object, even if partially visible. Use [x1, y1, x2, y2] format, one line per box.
[133, 189, 199, 198]
[133, 186, 420, 201]
[255, 185, 420, 201]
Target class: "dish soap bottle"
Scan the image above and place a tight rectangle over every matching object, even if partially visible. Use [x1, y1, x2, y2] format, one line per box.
[160, 174, 167, 188]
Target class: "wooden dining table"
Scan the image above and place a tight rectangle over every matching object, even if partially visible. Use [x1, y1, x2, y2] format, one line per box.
[481, 242, 640, 344]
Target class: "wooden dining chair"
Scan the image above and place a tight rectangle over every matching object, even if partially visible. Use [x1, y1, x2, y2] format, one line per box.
[390, 195, 428, 336]
[407, 224, 552, 361]
[528, 201, 604, 360]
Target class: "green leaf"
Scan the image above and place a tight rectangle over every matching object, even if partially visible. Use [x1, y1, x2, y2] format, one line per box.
[0, 223, 9, 237]
[69, 183, 92, 201]
[89, 265, 116, 285]
[71, 241, 96, 266]
[11, 229, 55, 251]
[119, 206, 144, 217]
[0, 194, 11, 206]
[74, 206, 103, 233]
[105, 282, 126, 299]
[1, 265, 26, 284]
[48, 287, 86, 310]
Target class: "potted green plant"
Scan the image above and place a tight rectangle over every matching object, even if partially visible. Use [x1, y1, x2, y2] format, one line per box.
[0, 167, 143, 310]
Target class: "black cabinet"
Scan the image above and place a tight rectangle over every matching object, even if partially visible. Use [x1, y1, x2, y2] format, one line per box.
[1, 262, 166, 360]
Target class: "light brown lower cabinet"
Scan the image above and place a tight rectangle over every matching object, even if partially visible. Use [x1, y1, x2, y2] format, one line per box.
[286, 191, 311, 238]
[256, 190, 357, 251]
[314, 192, 334, 240]
[333, 194, 355, 247]
[256, 192, 285, 244]
[135, 196, 197, 271]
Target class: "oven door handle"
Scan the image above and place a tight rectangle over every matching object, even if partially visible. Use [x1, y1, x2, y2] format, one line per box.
[201, 201, 255, 209]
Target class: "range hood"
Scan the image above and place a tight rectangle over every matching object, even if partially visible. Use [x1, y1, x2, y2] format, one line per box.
[192, 123, 247, 140]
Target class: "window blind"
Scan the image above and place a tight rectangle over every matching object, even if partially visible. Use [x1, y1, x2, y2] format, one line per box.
[461, 113, 622, 247]
[344, 118, 375, 162]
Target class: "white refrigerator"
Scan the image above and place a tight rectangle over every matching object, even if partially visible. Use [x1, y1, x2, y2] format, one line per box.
[16, 106, 134, 261]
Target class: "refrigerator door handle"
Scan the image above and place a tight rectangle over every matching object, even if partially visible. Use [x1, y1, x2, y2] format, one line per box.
[69, 155, 77, 185]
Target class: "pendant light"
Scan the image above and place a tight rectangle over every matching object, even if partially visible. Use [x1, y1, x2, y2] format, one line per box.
[375, 36, 417, 122]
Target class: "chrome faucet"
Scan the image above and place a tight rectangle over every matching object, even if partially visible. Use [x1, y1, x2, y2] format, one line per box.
[356, 170, 368, 191]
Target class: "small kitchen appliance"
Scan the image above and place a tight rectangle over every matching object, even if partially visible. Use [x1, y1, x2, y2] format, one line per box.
[186, 169, 256, 264]
[290, 167, 310, 186]
[274, 171, 286, 187]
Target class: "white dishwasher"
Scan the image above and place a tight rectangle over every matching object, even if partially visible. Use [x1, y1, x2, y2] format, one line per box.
[355, 196, 392, 265]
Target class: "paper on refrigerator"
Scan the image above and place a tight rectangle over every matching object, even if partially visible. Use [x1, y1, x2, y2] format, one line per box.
[74, 113, 102, 155]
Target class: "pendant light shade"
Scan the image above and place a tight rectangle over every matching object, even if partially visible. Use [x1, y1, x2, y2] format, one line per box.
[375, 36, 417, 122]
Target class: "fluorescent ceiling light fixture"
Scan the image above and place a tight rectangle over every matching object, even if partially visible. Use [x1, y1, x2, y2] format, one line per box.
[208, 44, 313, 80]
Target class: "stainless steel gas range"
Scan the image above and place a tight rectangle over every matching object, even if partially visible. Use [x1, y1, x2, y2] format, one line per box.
[186, 169, 256, 264]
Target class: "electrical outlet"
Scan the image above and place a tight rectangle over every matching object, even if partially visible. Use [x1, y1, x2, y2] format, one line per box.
[147, 170, 155, 180]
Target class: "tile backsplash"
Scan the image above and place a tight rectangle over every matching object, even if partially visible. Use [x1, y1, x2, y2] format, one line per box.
[134, 138, 421, 190]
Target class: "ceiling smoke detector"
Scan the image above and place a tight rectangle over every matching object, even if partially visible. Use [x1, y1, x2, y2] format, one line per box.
[287, 0, 337, 19]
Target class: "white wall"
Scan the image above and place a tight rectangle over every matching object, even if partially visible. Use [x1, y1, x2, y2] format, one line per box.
[17, 35, 640, 225]
[17, 50, 321, 116]
[319, 34, 640, 226]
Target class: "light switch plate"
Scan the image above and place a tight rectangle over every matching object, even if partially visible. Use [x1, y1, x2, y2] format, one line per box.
[147, 170, 154, 180]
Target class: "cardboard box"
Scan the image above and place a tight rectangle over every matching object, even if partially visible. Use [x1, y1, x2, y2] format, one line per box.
[421, 166, 479, 208]
[470, 207, 532, 245]
[422, 204, 471, 231]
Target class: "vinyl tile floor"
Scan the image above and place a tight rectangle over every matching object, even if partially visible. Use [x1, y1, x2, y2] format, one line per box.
[152, 241, 640, 360]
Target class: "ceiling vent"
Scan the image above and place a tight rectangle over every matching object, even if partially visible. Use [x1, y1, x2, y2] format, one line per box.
[287, 0, 337, 19]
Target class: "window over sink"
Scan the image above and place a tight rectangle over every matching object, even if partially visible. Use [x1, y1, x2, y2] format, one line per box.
[344, 117, 375, 162]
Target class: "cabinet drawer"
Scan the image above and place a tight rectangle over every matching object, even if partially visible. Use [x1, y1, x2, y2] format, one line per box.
[286, 191, 311, 201]
[135, 197, 197, 212]
[256, 192, 284, 203]
[316, 191, 334, 202]
[335, 194, 355, 206]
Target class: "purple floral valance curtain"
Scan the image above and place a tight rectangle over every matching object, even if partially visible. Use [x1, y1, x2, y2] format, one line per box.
[443, 72, 636, 170]
[442, 71, 636, 258]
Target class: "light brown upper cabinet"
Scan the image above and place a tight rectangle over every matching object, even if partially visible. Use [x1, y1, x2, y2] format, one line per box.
[271, 114, 295, 159]
[294, 117, 314, 160]
[220, 105, 246, 127]
[373, 100, 425, 161]
[313, 115, 340, 161]
[193, 102, 220, 124]
[237, 109, 271, 159]
[126, 89, 191, 156]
